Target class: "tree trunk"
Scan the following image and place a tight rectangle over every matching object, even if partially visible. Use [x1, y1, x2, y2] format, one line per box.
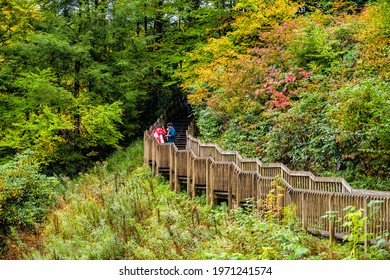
[154, 1, 164, 42]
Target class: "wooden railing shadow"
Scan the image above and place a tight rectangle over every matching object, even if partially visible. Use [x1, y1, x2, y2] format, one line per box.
[144, 104, 390, 243]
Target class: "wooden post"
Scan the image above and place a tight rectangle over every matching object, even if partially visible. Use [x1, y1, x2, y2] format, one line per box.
[174, 149, 181, 193]
[169, 145, 174, 191]
[236, 172, 241, 207]
[186, 151, 192, 197]
[228, 164, 233, 209]
[206, 158, 211, 204]
[252, 173, 257, 207]
[151, 142, 156, 175]
[156, 145, 160, 175]
[363, 196, 369, 256]
[301, 192, 307, 230]
[328, 194, 335, 245]
[191, 158, 196, 199]
[185, 134, 192, 198]
[209, 161, 215, 207]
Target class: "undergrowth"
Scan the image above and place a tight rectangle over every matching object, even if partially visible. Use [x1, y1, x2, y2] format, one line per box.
[15, 140, 387, 260]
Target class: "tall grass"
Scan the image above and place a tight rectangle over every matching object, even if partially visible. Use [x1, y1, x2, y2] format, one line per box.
[26, 140, 389, 260]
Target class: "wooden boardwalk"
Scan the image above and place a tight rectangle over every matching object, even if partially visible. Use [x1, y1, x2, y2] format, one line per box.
[144, 103, 390, 243]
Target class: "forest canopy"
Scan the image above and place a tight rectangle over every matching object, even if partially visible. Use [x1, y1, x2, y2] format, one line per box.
[0, 0, 389, 188]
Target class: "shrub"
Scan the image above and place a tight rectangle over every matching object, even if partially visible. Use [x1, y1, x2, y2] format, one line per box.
[329, 78, 390, 178]
[288, 19, 345, 72]
[195, 107, 224, 142]
[263, 91, 340, 174]
[0, 150, 59, 252]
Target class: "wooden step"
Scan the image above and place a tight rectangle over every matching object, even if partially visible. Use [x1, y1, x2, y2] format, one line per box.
[168, 115, 192, 150]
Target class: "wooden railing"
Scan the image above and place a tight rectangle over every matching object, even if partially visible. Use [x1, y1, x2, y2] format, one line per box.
[144, 107, 390, 242]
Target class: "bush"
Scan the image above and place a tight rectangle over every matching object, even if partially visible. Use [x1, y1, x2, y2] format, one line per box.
[0, 150, 59, 251]
[263, 92, 340, 174]
[288, 19, 345, 72]
[329, 78, 390, 178]
[196, 107, 224, 142]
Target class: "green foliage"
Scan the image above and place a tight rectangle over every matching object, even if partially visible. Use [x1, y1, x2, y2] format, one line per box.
[341, 201, 390, 259]
[195, 107, 224, 142]
[201, 203, 325, 260]
[329, 78, 390, 178]
[288, 19, 346, 71]
[302, 0, 367, 13]
[2, 0, 207, 175]
[258, 175, 286, 221]
[0, 141, 379, 260]
[263, 91, 341, 173]
[0, 91, 124, 173]
[0, 150, 59, 252]
[105, 140, 144, 174]
[79, 100, 124, 149]
[342, 205, 366, 258]
[0, 0, 40, 46]
[28, 163, 212, 259]
[322, 199, 390, 259]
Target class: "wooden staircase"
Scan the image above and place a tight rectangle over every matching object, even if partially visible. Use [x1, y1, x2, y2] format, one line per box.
[145, 101, 390, 243]
[168, 113, 193, 150]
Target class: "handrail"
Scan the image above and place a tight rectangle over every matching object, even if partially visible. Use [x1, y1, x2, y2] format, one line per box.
[186, 134, 359, 194]
[144, 104, 390, 242]
[145, 106, 390, 197]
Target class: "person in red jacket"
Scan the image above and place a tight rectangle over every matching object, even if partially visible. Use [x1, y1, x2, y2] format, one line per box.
[151, 124, 167, 143]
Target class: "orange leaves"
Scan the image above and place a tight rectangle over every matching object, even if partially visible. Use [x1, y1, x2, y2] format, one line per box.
[182, 0, 389, 120]
[357, 0, 390, 79]
[180, 1, 305, 115]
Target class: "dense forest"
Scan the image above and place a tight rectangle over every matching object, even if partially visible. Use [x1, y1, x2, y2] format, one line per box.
[0, 0, 389, 259]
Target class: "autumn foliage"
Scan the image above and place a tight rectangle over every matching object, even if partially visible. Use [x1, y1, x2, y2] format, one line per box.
[178, 0, 390, 190]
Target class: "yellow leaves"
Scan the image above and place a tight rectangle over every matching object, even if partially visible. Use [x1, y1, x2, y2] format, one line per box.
[179, 0, 301, 106]
[187, 52, 264, 118]
[0, 105, 77, 165]
[357, 1, 390, 78]
[331, 0, 356, 13]
[264, 0, 299, 19]
[0, 178, 23, 203]
[359, 6, 389, 41]
[201, 36, 239, 61]
[0, 0, 42, 45]
[260, 246, 277, 259]
[188, 86, 210, 105]
[10, 189, 22, 198]
[231, 0, 299, 44]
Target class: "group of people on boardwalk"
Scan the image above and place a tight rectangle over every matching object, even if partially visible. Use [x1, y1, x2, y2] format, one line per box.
[151, 122, 176, 143]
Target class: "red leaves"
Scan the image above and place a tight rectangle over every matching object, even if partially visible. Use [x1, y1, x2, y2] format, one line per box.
[253, 67, 311, 110]
[299, 71, 312, 78]
[285, 73, 297, 83]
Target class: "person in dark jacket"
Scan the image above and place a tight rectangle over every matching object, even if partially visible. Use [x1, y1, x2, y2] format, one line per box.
[165, 122, 176, 143]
